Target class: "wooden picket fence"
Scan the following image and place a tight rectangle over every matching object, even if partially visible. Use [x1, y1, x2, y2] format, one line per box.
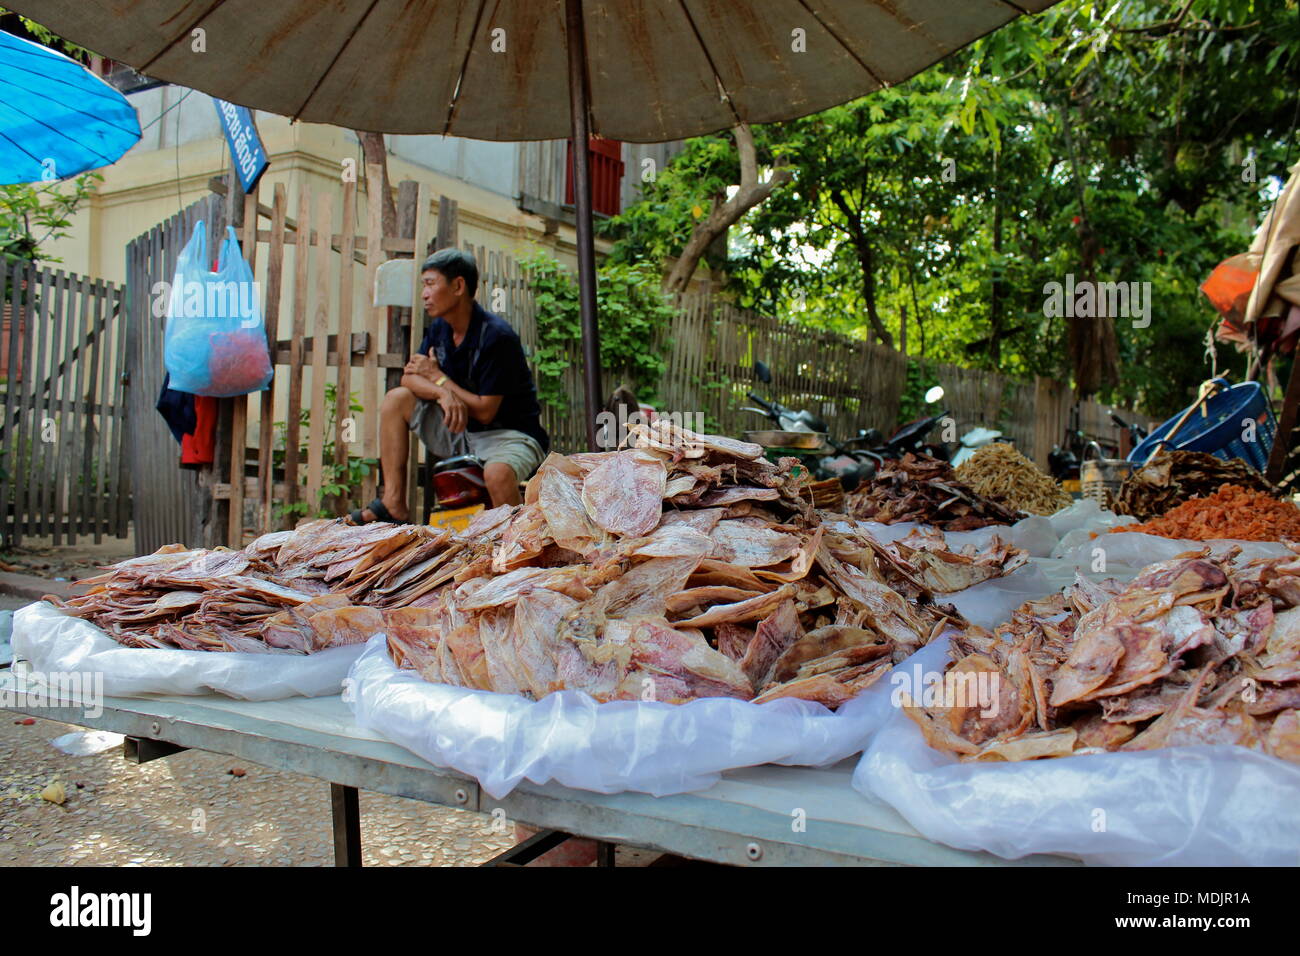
[126, 171, 539, 551]
[0, 260, 128, 546]
[124, 192, 226, 554]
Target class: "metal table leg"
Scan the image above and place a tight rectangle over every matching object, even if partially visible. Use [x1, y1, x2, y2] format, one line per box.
[331, 783, 362, 867]
[480, 829, 573, 866]
[123, 736, 188, 764]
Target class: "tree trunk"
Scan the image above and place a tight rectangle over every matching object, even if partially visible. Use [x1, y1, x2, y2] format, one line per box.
[830, 189, 894, 348]
[989, 152, 1003, 366]
[357, 131, 397, 242]
[663, 124, 792, 294]
[1059, 102, 1118, 397]
[859, 241, 889, 347]
[907, 258, 925, 358]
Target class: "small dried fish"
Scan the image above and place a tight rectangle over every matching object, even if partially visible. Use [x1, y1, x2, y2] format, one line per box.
[845, 453, 1021, 530]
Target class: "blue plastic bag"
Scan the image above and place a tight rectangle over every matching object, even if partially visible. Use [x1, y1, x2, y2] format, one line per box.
[163, 220, 272, 397]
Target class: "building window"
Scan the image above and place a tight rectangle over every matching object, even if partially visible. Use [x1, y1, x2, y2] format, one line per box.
[565, 137, 624, 216]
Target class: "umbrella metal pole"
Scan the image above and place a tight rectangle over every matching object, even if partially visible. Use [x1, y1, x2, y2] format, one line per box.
[566, 0, 602, 451]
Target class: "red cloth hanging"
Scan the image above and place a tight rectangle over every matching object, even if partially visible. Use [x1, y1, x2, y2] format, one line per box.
[180, 394, 218, 467]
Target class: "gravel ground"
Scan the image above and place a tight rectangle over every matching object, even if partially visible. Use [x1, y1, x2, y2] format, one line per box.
[0, 712, 523, 866]
[0, 537, 136, 582]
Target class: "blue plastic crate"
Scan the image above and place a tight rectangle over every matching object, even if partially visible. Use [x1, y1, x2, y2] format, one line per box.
[1128, 378, 1276, 472]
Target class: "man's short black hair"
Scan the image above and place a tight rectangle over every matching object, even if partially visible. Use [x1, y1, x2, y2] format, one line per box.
[421, 248, 478, 298]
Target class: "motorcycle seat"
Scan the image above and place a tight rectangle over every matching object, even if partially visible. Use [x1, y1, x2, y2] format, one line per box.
[432, 454, 484, 473]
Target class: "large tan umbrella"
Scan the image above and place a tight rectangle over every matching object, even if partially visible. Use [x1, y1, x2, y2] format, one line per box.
[10, 0, 1059, 445]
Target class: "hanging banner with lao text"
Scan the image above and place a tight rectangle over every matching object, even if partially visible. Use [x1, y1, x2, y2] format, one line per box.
[212, 98, 268, 193]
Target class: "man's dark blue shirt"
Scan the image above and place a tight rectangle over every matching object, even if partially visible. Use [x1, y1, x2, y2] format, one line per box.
[416, 301, 549, 453]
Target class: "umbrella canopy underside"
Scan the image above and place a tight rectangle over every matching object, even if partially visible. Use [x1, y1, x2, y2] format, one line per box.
[0, 29, 141, 183]
[9, 0, 1055, 142]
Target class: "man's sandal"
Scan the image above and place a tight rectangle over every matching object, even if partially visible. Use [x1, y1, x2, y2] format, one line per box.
[348, 497, 410, 525]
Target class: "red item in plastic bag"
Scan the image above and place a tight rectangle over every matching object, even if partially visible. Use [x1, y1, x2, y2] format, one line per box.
[207, 329, 271, 395]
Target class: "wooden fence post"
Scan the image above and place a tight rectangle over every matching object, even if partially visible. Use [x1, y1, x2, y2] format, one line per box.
[435, 196, 459, 253]
[306, 190, 333, 513]
[334, 177, 357, 511]
[257, 183, 287, 531]
[360, 167, 386, 506]
[198, 180, 236, 548]
[284, 180, 311, 515]
[404, 185, 431, 522]
[390, 180, 418, 395]
[225, 180, 259, 545]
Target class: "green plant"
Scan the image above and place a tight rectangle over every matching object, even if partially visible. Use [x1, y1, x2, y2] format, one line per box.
[522, 253, 673, 412]
[272, 384, 377, 520]
[1, 173, 102, 263]
[895, 360, 943, 426]
[0, 10, 94, 59]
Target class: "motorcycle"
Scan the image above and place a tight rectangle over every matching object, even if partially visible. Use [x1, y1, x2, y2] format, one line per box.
[743, 364, 950, 489]
[831, 385, 952, 473]
[742, 361, 878, 489]
[424, 453, 490, 530]
[874, 385, 953, 461]
[1110, 410, 1148, 449]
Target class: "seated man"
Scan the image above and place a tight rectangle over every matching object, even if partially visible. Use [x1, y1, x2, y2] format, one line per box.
[352, 248, 548, 523]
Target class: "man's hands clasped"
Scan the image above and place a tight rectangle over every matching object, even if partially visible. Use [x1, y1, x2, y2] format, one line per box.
[405, 351, 437, 380]
[438, 390, 468, 433]
[406, 350, 468, 433]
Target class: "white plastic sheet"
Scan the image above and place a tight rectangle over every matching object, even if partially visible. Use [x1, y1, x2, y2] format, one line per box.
[346, 633, 880, 799]
[50, 730, 125, 755]
[12, 601, 362, 700]
[841, 498, 1130, 559]
[944, 564, 1062, 631]
[851, 638, 1300, 866]
[1054, 530, 1293, 573]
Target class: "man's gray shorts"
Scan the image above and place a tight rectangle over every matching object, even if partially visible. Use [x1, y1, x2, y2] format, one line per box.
[409, 399, 545, 482]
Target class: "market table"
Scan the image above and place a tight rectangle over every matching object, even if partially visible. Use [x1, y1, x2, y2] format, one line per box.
[0, 669, 1076, 867]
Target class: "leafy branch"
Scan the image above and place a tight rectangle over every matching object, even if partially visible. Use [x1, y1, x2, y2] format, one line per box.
[522, 253, 673, 413]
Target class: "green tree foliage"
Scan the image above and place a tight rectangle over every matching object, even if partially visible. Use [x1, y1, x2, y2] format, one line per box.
[599, 133, 778, 276]
[600, 0, 1300, 418]
[522, 254, 673, 412]
[0, 174, 102, 266]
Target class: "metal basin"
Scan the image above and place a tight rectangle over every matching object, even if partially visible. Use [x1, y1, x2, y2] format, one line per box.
[743, 430, 826, 450]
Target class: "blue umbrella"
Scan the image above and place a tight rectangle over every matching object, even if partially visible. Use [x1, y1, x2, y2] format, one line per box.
[0, 29, 140, 184]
